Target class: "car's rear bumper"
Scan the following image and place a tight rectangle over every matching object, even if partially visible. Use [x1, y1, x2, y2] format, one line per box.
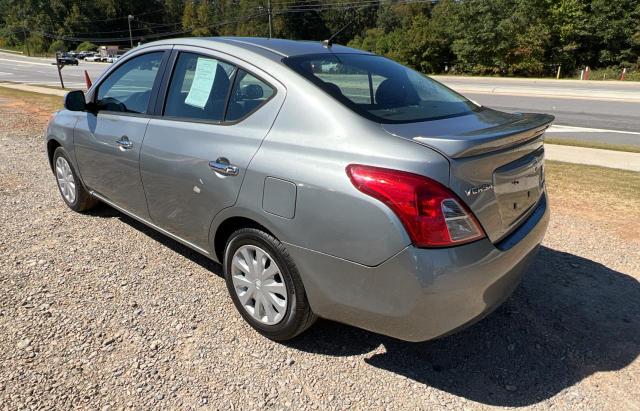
[286, 193, 549, 342]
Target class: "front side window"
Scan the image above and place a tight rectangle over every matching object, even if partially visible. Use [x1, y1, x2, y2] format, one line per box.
[226, 70, 275, 121]
[164, 52, 235, 122]
[96, 52, 164, 114]
[283, 54, 478, 123]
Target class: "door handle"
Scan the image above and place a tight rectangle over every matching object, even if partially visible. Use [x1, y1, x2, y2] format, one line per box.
[115, 136, 133, 150]
[209, 158, 239, 176]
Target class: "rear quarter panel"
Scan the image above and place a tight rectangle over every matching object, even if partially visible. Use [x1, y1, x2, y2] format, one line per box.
[216, 75, 451, 267]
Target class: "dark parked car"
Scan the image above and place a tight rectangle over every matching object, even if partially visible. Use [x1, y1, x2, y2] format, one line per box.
[57, 54, 79, 66]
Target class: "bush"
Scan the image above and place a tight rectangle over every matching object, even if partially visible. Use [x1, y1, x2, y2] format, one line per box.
[48, 40, 65, 54]
[76, 41, 97, 52]
[25, 33, 46, 56]
[587, 67, 640, 82]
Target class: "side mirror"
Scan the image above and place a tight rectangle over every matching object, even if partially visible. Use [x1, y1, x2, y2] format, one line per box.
[64, 90, 86, 111]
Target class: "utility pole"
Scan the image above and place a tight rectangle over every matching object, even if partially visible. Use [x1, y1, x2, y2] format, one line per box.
[21, 6, 30, 56]
[22, 25, 30, 56]
[55, 52, 65, 89]
[128, 15, 134, 48]
[267, 0, 272, 38]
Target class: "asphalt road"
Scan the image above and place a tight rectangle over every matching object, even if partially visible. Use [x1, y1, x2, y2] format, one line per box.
[0, 51, 107, 89]
[434, 76, 640, 147]
[1, 51, 638, 147]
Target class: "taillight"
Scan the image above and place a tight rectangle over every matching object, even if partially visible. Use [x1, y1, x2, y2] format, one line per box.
[346, 164, 485, 247]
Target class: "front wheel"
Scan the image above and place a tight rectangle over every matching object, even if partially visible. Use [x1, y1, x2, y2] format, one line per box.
[224, 228, 316, 341]
[52, 147, 97, 212]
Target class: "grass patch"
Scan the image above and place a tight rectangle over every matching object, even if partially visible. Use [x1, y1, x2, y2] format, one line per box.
[545, 161, 640, 216]
[0, 86, 63, 112]
[545, 137, 640, 154]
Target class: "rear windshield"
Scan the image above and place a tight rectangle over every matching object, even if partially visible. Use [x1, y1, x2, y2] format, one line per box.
[283, 53, 478, 123]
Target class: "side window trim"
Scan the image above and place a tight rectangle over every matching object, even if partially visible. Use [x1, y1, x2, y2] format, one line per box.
[160, 50, 238, 125]
[153, 49, 180, 116]
[92, 49, 171, 117]
[156, 49, 277, 126]
[221, 68, 240, 122]
[224, 69, 277, 125]
[147, 48, 174, 116]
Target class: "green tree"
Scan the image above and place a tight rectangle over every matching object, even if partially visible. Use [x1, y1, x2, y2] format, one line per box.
[182, 0, 213, 36]
[0, 0, 638, 76]
[279, 0, 329, 40]
[165, 0, 185, 24]
[76, 41, 97, 52]
[48, 39, 65, 53]
[404, 0, 457, 73]
[547, 0, 589, 71]
[589, 0, 640, 67]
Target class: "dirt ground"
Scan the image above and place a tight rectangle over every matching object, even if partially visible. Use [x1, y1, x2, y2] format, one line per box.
[1, 91, 639, 410]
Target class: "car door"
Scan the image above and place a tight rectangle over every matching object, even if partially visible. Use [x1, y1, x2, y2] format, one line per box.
[140, 47, 285, 248]
[74, 49, 169, 218]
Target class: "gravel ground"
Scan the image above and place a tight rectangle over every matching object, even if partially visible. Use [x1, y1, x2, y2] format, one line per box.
[1, 95, 639, 410]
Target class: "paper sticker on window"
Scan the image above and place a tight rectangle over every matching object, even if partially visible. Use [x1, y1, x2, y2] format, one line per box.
[184, 57, 218, 109]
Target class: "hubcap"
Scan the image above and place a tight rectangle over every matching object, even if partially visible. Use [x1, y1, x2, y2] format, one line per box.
[55, 156, 76, 204]
[231, 245, 288, 325]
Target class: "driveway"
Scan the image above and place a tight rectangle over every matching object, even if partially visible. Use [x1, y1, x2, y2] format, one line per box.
[1, 94, 638, 409]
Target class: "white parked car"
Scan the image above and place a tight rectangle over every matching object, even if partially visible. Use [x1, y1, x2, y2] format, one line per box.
[85, 54, 101, 62]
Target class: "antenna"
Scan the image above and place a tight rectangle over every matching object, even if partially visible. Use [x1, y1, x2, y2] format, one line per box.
[322, 21, 353, 48]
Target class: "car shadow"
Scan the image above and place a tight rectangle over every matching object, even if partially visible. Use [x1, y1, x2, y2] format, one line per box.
[87, 204, 224, 277]
[88, 205, 639, 407]
[287, 246, 640, 406]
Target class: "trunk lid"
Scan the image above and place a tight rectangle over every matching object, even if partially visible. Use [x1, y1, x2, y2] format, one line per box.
[382, 108, 554, 242]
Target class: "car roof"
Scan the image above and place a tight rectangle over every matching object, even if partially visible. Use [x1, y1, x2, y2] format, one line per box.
[142, 37, 372, 62]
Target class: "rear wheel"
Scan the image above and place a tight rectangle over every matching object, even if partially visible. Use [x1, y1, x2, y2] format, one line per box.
[224, 228, 316, 341]
[53, 147, 97, 212]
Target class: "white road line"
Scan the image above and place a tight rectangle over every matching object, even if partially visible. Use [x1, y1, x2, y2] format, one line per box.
[0, 57, 54, 67]
[460, 88, 640, 103]
[0, 72, 12, 76]
[548, 125, 640, 136]
[0, 63, 31, 68]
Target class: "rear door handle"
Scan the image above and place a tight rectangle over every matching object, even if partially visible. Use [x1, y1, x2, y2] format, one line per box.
[115, 136, 133, 150]
[209, 158, 239, 176]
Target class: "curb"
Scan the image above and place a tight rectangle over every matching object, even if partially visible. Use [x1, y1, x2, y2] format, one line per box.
[0, 82, 69, 97]
[545, 144, 640, 172]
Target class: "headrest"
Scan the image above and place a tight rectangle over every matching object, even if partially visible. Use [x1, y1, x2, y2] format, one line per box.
[375, 78, 407, 106]
[242, 84, 263, 99]
[323, 82, 343, 98]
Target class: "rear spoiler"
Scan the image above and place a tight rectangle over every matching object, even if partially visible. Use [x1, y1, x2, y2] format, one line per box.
[386, 112, 554, 159]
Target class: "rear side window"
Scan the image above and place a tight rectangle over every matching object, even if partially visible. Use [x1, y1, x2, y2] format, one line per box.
[283, 54, 478, 123]
[164, 52, 236, 122]
[96, 52, 164, 114]
[226, 70, 275, 122]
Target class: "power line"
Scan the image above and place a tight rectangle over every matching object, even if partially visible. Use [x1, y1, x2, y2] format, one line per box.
[34, 12, 268, 44]
[275, 0, 433, 13]
[3, 0, 435, 44]
[280, 0, 434, 10]
[73, 9, 166, 24]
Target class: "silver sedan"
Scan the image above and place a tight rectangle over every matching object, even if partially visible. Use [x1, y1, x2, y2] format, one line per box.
[45, 37, 552, 341]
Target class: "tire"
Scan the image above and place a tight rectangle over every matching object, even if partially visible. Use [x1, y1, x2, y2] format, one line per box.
[52, 147, 98, 212]
[224, 228, 317, 341]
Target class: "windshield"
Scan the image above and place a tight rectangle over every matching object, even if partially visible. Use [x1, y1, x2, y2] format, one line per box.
[283, 53, 479, 123]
